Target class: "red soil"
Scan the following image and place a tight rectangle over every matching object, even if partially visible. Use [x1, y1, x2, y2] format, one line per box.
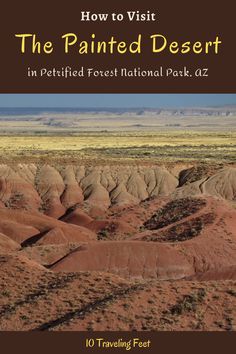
[0, 163, 236, 331]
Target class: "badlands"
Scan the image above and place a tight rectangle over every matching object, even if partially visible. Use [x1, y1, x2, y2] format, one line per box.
[0, 161, 236, 331]
[0, 106, 236, 331]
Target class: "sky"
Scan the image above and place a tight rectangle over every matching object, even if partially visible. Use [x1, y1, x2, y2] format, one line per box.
[0, 94, 235, 108]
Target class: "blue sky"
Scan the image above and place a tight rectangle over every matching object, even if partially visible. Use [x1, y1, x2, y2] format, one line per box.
[0, 94, 235, 108]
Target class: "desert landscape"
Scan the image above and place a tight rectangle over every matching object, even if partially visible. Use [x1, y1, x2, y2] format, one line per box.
[0, 106, 236, 331]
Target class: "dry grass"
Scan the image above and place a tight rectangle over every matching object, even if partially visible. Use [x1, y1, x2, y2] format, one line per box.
[0, 131, 235, 163]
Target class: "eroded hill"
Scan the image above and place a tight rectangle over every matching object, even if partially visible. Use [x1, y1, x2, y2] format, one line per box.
[0, 162, 236, 331]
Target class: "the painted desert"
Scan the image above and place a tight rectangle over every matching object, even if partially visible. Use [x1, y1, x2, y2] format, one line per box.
[0, 106, 236, 331]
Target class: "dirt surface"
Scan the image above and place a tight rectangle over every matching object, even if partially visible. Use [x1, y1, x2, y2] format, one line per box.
[0, 162, 236, 331]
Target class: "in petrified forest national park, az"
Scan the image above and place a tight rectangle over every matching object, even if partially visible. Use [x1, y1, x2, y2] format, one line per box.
[0, 100, 236, 331]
